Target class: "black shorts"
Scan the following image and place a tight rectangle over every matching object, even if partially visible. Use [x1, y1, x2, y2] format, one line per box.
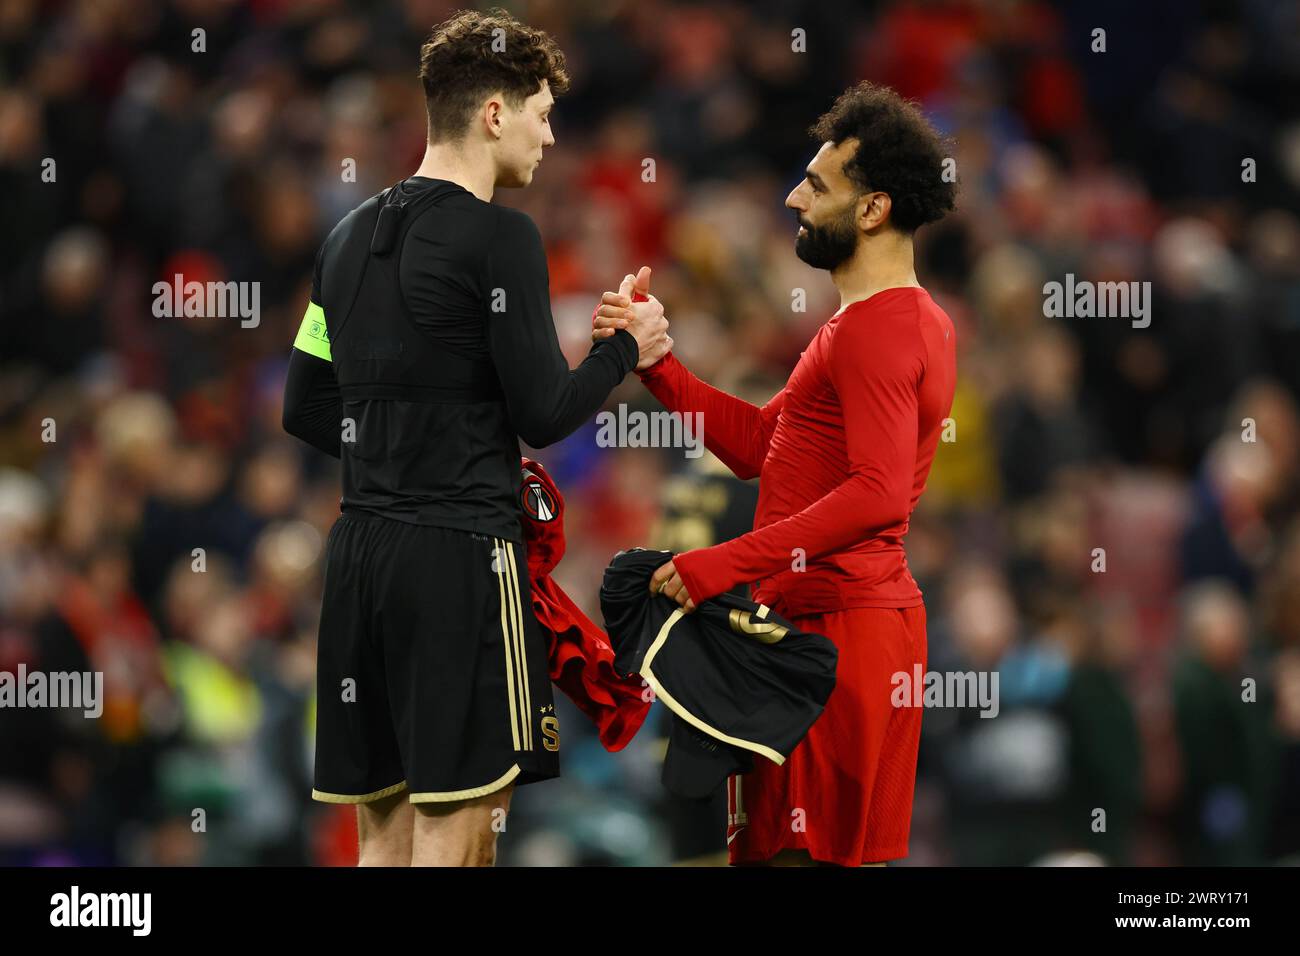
[312, 512, 560, 805]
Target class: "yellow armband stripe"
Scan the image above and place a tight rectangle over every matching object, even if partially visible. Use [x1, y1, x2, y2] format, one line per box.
[293, 302, 331, 361]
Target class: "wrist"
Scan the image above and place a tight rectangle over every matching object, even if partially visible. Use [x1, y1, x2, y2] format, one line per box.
[598, 328, 639, 374]
[635, 349, 676, 379]
[673, 544, 735, 604]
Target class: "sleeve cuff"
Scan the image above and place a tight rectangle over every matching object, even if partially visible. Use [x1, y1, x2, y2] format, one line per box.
[592, 327, 638, 376]
[635, 350, 676, 382]
[673, 543, 739, 605]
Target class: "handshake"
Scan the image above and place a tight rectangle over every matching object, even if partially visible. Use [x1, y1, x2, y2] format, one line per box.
[591, 265, 672, 372]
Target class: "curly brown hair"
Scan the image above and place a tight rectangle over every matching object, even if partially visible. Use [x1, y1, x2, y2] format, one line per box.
[418, 8, 570, 143]
[810, 81, 957, 233]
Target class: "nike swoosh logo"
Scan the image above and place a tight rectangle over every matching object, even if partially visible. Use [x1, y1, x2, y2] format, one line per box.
[727, 827, 746, 845]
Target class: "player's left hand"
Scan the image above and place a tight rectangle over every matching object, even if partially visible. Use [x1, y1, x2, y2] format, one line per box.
[650, 559, 696, 613]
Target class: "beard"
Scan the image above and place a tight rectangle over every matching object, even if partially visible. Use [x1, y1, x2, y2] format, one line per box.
[793, 203, 858, 271]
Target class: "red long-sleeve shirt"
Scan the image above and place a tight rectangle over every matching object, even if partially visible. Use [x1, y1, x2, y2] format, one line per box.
[643, 287, 956, 616]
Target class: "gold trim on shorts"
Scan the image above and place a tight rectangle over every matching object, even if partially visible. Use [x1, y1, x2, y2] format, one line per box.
[311, 780, 408, 804]
[494, 538, 533, 751]
[409, 764, 521, 803]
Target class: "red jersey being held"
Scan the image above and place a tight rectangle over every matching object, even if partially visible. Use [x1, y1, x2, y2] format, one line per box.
[640, 287, 956, 617]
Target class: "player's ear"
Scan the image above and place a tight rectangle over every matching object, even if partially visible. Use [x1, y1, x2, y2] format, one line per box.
[859, 191, 891, 231]
[484, 95, 505, 139]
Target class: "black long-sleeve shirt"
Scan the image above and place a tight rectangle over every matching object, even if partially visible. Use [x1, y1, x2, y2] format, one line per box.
[283, 176, 636, 533]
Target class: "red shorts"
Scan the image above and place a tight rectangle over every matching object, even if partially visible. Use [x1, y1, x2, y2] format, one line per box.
[727, 603, 928, 866]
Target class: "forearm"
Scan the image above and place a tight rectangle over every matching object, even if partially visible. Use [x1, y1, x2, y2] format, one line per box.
[526, 332, 638, 446]
[672, 471, 910, 600]
[282, 348, 342, 458]
[637, 352, 771, 479]
[499, 331, 637, 448]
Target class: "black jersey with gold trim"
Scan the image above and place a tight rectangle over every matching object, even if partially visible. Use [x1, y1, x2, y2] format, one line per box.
[599, 548, 838, 799]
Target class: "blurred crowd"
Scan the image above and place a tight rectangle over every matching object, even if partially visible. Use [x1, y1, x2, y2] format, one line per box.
[2, 0, 1299, 866]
